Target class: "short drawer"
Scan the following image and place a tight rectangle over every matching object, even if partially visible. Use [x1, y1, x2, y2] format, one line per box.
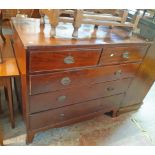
[29, 78, 131, 113]
[29, 94, 124, 130]
[100, 45, 148, 65]
[29, 48, 102, 73]
[29, 63, 140, 95]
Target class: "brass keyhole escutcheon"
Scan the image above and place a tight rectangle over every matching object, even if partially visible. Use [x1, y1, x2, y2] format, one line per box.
[114, 69, 122, 77]
[60, 113, 65, 117]
[107, 87, 114, 91]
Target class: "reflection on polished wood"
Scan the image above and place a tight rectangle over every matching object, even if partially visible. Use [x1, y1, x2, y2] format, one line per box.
[11, 17, 150, 48]
[0, 58, 19, 77]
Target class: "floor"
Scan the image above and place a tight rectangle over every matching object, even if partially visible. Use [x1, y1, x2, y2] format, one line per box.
[0, 81, 155, 146]
[1, 24, 155, 146]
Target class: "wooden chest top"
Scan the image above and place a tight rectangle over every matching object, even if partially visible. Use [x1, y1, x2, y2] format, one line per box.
[11, 17, 150, 49]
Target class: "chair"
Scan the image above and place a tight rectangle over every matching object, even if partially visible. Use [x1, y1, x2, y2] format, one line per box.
[40, 9, 141, 38]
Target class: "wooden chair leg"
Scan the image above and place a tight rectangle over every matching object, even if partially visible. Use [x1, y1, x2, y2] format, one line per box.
[5, 77, 15, 128]
[0, 10, 5, 43]
[0, 22, 5, 43]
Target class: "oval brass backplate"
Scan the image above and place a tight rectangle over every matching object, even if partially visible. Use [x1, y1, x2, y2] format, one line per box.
[64, 56, 75, 64]
[122, 51, 129, 59]
[61, 77, 71, 85]
[57, 95, 66, 102]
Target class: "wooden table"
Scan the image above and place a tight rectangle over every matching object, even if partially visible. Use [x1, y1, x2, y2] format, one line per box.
[0, 58, 19, 128]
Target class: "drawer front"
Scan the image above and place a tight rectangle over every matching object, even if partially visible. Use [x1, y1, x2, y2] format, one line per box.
[100, 45, 148, 65]
[29, 63, 140, 95]
[29, 78, 131, 113]
[29, 48, 102, 73]
[29, 94, 124, 130]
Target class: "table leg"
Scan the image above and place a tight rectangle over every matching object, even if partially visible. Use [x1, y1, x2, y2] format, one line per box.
[14, 77, 22, 112]
[0, 92, 2, 114]
[4, 77, 15, 128]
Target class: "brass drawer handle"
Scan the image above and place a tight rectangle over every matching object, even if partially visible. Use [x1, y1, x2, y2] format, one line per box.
[107, 87, 114, 91]
[114, 69, 122, 77]
[122, 51, 129, 59]
[61, 77, 71, 85]
[64, 56, 75, 64]
[57, 95, 66, 102]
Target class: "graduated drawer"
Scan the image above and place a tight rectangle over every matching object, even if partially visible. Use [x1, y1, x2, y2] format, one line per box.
[29, 78, 131, 113]
[29, 48, 102, 73]
[100, 44, 148, 65]
[29, 63, 140, 95]
[29, 93, 124, 130]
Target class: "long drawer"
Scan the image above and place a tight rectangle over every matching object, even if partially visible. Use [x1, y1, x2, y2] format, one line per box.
[100, 44, 148, 65]
[29, 48, 102, 73]
[29, 63, 140, 95]
[29, 93, 124, 130]
[29, 78, 131, 113]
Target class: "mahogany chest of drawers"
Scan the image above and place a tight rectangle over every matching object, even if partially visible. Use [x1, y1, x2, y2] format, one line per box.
[11, 18, 155, 144]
